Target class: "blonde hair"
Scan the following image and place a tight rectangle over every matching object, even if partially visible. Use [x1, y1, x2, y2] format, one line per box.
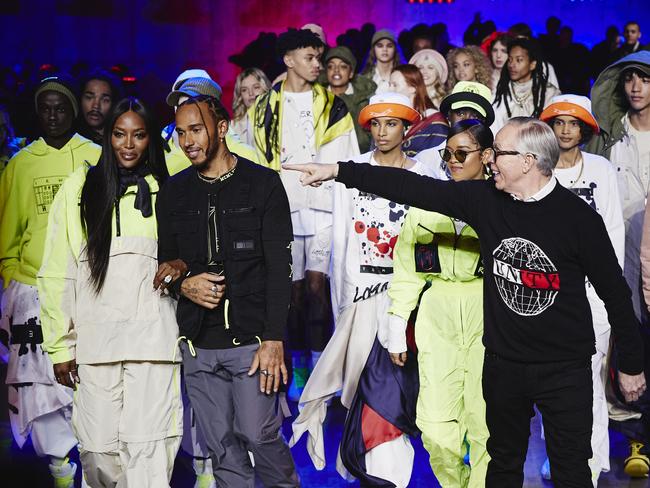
[428, 81, 446, 109]
[445, 46, 493, 93]
[232, 67, 271, 121]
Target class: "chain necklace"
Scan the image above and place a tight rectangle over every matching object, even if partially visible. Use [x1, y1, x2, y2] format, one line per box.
[566, 152, 584, 188]
[197, 154, 238, 184]
[555, 151, 584, 188]
[510, 81, 532, 109]
[373, 149, 407, 169]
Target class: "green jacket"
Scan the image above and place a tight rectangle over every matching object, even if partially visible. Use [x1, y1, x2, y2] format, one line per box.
[586, 51, 650, 158]
[318, 76, 377, 153]
[389, 207, 482, 320]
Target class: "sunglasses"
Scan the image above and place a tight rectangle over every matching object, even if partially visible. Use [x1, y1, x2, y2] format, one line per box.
[439, 147, 481, 163]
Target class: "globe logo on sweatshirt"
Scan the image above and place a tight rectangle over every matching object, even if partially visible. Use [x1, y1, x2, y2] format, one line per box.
[492, 238, 560, 316]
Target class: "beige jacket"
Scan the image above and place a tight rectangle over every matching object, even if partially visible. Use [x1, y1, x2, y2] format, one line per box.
[38, 166, 179, 365]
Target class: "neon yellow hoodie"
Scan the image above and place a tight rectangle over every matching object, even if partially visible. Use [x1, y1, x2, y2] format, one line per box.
[0, 134, 101, 287]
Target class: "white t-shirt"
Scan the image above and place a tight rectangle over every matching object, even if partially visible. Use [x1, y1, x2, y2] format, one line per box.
[628, 121, 650, 191]
[331, 152, 434, 314]
[372, 69, 390, 95]
[280, 90, 327, 235]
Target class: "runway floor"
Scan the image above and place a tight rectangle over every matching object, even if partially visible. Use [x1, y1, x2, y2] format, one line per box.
[1, 395, 648, 487]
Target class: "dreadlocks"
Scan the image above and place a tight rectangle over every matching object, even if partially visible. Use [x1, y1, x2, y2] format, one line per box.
[493, 38, 549, 119]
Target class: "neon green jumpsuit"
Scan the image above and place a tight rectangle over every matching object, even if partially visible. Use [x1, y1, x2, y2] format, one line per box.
[388, 206, 488, 488]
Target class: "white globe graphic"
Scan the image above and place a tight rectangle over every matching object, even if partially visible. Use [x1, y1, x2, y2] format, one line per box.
[492, 238, 559, 316]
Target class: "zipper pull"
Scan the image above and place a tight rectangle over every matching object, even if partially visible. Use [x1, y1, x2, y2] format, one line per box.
[224, 298, 230, 330]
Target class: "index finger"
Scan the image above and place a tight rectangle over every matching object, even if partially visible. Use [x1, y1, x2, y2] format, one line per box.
[281, 163, 309, 172]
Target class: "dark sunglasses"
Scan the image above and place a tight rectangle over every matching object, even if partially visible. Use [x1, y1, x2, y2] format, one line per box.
[439, 147, 481, 163]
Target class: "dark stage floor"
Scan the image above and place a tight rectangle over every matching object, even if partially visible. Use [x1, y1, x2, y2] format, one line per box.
[0, 366, 648, 487]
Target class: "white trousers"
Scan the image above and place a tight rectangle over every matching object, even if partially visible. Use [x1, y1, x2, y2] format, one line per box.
[1, 280, 76, 456]
[74, 361, 183, 487]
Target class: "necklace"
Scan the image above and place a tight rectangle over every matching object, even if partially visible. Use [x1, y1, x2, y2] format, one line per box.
[556, 151, 584, 188]
[374, 149, 407, 169]
[197, 154, 238, 184]
[510, 81, 532, 108]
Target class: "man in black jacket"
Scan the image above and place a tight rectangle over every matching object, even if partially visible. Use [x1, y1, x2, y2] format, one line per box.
[156, 89, 298, 487]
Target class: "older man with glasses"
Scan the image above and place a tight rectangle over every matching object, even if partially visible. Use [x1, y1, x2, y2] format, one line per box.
[284, 116, 647, 488]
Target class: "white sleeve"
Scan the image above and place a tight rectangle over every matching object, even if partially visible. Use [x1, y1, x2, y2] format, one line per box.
[316, 130, 360, 163]
[602, 162, 626, 269]
[330, 183, 354, 318]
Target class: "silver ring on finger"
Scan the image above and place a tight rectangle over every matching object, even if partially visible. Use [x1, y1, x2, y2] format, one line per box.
[163, 274, 172, 284]
[260, 369, 269, 376]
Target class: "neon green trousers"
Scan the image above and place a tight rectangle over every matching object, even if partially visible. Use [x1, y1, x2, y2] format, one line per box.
[415, 278, 489, 488]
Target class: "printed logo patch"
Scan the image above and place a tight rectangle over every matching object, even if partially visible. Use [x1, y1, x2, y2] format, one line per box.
[33, 176, 65, 214]
[492, 238, 560, 316]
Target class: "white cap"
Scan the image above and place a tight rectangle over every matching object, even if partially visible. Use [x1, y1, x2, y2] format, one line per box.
[368, 92, 414, 109]
[359, 92, 420, 127]
[540, 94, 599, 132]
[171, 69, 212, 90]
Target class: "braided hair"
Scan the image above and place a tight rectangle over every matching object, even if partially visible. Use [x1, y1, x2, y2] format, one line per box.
[493, 38, 548, 119]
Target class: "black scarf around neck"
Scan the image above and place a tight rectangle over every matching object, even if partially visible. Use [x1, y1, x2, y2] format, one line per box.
[117, 164, 152, 217]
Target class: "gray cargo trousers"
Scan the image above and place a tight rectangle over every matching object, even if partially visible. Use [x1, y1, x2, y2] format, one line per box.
[180, 342, 299, 487]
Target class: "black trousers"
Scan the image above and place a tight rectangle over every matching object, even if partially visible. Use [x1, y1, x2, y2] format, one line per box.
[482, 352, 593, 488]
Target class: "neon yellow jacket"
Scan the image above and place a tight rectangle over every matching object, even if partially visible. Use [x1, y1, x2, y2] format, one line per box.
[38, 166, 179, 365]
[0, 134, 100, 287]
[249, 81, 355, 172]
[389, 207, 483, 320]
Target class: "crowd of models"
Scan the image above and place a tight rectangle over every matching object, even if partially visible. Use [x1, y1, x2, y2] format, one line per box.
[1, 18, 650, 488]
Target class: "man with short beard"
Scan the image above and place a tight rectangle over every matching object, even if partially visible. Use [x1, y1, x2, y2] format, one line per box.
[157, 89, 298, 487]
[250, 28, 359, 401]
[0, 74, 100, 488]
[78, 69, 122, 144]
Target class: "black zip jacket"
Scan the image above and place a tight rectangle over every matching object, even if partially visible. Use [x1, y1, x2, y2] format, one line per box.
[156, 156, 293, 345]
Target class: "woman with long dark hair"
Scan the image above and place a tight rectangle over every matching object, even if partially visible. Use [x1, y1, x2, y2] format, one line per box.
[492, 38, 560, 132]
[484, 33, 511, 93]
[39, 97, 183, 487]
[389, 64, 449, 157]
[388, 119, 493, 487]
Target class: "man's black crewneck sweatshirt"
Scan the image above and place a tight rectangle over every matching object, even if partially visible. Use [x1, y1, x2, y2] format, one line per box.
[336, 161, 644, 374]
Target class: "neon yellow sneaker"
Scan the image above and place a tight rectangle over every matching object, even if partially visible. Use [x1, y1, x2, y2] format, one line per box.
[624, 440, 649, 478]
[48, 458, 76, 488]
[193, 458, 217, 488]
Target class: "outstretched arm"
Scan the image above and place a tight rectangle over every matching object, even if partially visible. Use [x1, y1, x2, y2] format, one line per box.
[283, 161, 484, 225]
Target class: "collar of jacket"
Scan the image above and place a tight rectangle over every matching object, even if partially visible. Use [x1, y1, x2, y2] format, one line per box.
[251, 80, 354, 171]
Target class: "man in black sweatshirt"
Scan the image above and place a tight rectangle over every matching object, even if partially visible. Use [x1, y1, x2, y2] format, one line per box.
[284, 117, 647, 487]
[156, 90, 298, 487]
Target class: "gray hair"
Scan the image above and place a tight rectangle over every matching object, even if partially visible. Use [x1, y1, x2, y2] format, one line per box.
[506, 117, 560, 176]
